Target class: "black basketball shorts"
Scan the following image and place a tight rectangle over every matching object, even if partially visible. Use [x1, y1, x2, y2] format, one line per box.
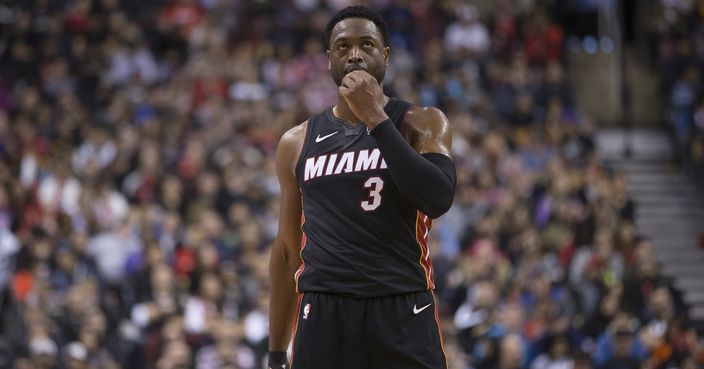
[290, 290, 448, 369]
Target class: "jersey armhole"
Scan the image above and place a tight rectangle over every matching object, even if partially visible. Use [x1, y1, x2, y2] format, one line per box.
[293, 119, 313, 183]
[399, 103, 417, 142]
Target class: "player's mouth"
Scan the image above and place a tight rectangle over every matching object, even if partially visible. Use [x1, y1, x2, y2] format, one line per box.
[345, 65, 366, 74]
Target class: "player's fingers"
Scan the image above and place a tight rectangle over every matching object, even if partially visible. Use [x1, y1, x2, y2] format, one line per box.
[346, 72, 361, 85]
[345, 71, 362, 83]
[350, 69, 371, 81]
[342, 75, 356, 88]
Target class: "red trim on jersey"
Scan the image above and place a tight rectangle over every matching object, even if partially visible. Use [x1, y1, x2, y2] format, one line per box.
[415, 211, 434, 289]
[294, 211, 307, 293]
[290, 293, 304, 367]
[432, 291, 449, 368]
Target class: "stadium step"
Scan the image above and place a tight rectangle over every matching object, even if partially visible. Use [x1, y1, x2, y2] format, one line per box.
[684, 291, 704, 305]
[691, 306, 704, 321]
[597, 128, 704, 331]
[655, 252, 704, 264]
[595, 129, 675, 160]
[675, 277, 704, 290]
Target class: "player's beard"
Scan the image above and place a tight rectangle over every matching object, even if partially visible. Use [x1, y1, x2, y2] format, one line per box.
[331, 66, 385, 87]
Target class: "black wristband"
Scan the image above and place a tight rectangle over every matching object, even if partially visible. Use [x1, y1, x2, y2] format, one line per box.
[268, 351, 289, 368]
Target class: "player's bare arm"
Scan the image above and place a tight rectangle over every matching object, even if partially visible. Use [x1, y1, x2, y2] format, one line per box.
[403, 105, 453, 157]
[268, 122, 307, 366]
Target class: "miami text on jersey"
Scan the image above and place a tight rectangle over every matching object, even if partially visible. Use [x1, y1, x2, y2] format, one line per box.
[304, 148, 388, 181]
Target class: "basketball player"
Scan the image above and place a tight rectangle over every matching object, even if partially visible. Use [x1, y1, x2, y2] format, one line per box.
[268, 5, 456, 369]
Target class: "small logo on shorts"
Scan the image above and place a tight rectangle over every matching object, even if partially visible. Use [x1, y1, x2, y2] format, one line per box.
[303, 303, 311, 319]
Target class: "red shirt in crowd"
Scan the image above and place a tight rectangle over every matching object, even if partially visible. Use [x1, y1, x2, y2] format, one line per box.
[524, 23, 564, 66]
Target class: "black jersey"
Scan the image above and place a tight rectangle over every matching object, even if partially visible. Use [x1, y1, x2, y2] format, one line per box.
[294, 99, 435, 298]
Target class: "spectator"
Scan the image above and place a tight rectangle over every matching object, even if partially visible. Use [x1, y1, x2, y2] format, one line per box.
[529, 335, 573, 369]
[444, 4, 491, 61]
[63, 342, 89, 369]
[522, 10, 564, 67]
[28, 336, 59, 369]
[651, 0, 704, 189]
[499, 333, 527, 369]
[194, 319, 256, 369]
[596, 328, 641, 369]
[570, 227, 624, 316]
[670, 65, 701, 143]
[592, 312, 647, 367]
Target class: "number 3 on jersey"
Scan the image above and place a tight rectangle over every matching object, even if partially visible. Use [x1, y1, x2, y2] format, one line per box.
[361, 176, 384, 211]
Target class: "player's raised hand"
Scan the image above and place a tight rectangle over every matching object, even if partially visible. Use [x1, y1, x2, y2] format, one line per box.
[339, 70, 389, 129]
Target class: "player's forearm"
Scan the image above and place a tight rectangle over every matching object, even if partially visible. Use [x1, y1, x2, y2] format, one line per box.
[269, 243, 300, 352]
[370, 120, 456, 218]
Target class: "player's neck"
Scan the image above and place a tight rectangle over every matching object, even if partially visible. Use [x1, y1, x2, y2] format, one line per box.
[332, 99, 361, 126]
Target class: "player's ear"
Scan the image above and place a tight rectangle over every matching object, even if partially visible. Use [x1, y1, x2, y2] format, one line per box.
[327, 49, 331, 70]
[383, 46, 390, 66]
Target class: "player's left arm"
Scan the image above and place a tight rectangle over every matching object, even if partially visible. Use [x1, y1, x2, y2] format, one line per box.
[403, 105, 452, 156]
[340, 70, 456, 218]
[369, 106, 455, 218]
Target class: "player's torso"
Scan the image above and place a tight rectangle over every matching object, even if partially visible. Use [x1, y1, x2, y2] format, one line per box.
[294, 99, 435, 298]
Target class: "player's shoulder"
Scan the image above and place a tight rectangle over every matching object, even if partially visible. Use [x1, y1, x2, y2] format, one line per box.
[278, 120, 309, 149]
[276, 120, 309, 172]
[404, 105, 450, 132]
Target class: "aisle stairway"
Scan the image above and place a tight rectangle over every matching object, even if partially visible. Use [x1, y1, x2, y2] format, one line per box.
[597, 128, 704, 328]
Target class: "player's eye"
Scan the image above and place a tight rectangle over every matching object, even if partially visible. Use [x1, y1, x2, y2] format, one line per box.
[363, 41, 374, 48]
[337, 43, 348, 50]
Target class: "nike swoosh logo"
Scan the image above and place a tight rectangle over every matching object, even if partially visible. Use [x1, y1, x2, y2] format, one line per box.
[413, 303, 432, 315]
[315, 131, 339, 143]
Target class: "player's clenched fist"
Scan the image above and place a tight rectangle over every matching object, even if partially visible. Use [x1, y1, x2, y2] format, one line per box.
[339, 70, 389, 128]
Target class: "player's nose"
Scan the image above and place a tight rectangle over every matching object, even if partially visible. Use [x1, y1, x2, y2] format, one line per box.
[348, 45, 363, 64]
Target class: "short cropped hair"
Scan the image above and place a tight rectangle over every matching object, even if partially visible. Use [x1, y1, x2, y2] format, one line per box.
[324, 5, 390, 49]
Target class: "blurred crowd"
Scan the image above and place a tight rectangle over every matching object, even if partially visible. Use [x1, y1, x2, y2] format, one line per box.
[650, 0, 704, 188]
[0, 0, 702, 369]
